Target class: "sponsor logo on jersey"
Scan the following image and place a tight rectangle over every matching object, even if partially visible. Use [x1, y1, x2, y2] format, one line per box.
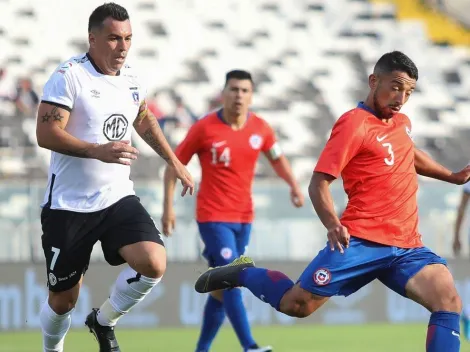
[103, 114, 129, 141]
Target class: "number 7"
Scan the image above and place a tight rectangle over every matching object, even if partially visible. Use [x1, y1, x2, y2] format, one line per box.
[50, 247, 60, 271]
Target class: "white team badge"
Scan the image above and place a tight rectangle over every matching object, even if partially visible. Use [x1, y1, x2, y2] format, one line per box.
[313, 268, 331, 286]
[249, 134, 263, 150]
[220, 247, 233, 260]
[49, 273, 57, 286]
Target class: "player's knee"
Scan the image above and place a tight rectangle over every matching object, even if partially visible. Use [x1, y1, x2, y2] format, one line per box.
[280, 287, 318, 318]
[123, 242, 167, 279]
[140, 253, 166, 279]
[434, 289, 462, 314]
[281, 298, 315, 318]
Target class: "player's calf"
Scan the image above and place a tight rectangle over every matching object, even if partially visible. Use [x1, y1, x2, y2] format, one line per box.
[41, 283, 81, 352]
[279, 283, 329, 318]
[95, 243, 166, 327]
[405, 264, 462, 352]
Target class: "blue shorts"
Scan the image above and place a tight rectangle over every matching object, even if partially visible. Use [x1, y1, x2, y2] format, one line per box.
[198, 222, 251, 267]
[298, 237, 447, 298]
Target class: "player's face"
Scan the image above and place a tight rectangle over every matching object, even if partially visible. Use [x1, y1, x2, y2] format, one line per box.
[89, 17, 132, 74]
[223, 79, 253, 116]
[369, 71, 416, 119]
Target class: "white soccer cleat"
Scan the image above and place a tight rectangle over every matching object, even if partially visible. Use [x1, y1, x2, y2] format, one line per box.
[246, 346, 273, 352]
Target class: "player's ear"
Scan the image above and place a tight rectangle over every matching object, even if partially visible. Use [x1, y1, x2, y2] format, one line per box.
[368, 74, 378, 90]
[88, 32, 96, 48]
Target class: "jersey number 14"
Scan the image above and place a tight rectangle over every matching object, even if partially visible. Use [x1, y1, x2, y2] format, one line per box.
[211, 147, 231, 167]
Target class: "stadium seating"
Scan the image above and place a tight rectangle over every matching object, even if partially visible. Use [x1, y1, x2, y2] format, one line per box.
[0, 0, 469, 183]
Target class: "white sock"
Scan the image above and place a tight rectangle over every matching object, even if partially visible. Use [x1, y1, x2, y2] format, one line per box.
[97, 266, 161, 327]
[40, 300, 73, 352]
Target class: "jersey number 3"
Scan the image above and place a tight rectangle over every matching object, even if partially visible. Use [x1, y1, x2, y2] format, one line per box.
[381, 142, 394, 166]
[211, 147, 231, 167]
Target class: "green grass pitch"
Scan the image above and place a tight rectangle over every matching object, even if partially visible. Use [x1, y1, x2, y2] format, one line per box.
[1, 323, 469, 351]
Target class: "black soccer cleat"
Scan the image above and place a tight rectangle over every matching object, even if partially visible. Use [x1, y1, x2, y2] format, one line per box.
[85, 308, 121, 352]
[195, 255, 255, 293]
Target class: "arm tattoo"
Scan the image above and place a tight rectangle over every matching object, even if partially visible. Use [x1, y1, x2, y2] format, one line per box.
[142, 128, 170, 162]
[41, 107, 64, 123]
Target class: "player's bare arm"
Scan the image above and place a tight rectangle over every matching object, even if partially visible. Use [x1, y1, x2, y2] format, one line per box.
[414, 147, 470, 184]
[264, 152, 304, 207]
[309, 172, 349, 253]
[37, 102, 93, 157]
[453, 190, 470, 255]
[133, 100, 194, 195]
[37, 102, 139, 165]
[161, 166, 178, 236]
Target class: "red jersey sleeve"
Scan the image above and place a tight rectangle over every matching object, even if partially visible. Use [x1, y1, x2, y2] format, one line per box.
[175, 122, 202, 165]
[314, 112, 366, 178]
[261, 122, 277, 152]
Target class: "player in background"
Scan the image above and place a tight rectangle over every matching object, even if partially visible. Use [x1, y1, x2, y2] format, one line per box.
[36, 4, 194, 352]
[453, 181, 470, 340]
[195, 52, 470, 352]
[162, 70, 304, 352]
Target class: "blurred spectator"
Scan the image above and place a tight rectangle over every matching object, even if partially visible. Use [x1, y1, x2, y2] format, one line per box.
[208, 92, 223, 112]
[172, 96, 197, 127]
[0, 68, 14, 101]
[14, 78, 39, 118]
[147, 93, 165, 120]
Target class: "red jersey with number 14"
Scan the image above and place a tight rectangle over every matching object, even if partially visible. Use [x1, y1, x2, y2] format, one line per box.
[314, 105, 422, 248]
[175, 110, 277, 223]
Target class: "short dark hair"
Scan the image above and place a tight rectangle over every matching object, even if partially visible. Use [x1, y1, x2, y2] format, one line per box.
[373, 51, 418, 81]
[224, 70, 254, 87]
[88, 2, 129, 33]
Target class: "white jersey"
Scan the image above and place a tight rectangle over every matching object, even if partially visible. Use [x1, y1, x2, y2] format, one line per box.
[40, 53, 147, 212]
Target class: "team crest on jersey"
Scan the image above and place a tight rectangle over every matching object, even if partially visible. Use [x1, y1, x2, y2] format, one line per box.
[313, 268, 331, 286]
[48, 273, 57, 286]
[220, 247, 233, 260]
[132, 91, 140, 105]
[249, 134, 263, 150]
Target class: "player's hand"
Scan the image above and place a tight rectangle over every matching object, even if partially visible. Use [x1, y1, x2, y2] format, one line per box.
[161, 208, 176, 237]
[327, 224, 350, 254]
[290, 186, 305, 208]
[453, 237, 462, 257]
[169, 159, 195, 196]
[451, 165, 470, 185]
[88, 140, 139, 165]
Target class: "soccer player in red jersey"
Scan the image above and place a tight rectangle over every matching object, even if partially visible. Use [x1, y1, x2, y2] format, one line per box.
[163, 70, 304, 352]
[195, 52, 470, 352]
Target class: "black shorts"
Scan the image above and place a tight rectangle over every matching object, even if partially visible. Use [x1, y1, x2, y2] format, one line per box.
[41, 195, 164, 292]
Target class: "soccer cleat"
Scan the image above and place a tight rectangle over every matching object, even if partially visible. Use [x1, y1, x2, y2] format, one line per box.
[194, 255, 255, 293]
[85, 308, 121, 352]
[246, 345, 273, 352]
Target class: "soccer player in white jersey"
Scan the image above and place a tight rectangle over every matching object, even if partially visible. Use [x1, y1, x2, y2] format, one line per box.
[36, 3, 194, 352]
[453, 180, 470, 340]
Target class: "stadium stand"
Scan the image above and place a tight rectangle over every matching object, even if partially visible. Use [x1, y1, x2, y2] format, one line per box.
[0, 0, 469, 183]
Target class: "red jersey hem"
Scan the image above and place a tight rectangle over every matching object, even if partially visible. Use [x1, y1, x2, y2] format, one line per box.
[350, 233, 423, 249]
[196, 215, 254, 224]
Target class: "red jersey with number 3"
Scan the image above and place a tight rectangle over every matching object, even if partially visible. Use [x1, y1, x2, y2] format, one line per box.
[314, 104, 422, 248]
[175, 110, 277, 223]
